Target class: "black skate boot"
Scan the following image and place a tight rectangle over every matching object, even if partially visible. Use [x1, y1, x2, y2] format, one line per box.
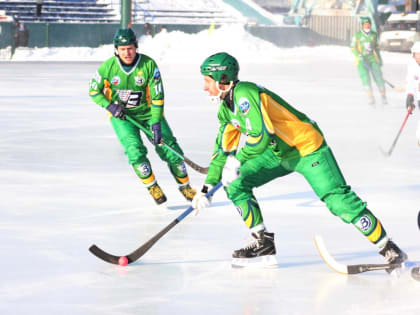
[232, 230, 277, 268]
[379, 239, 408, 274]
[178, 184, 196, 201]
[147, 183, 167, 205]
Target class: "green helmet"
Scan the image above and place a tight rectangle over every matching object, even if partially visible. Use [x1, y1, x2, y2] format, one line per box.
[200, 52, 239, 84]
[113, 28, 138, 47]
[360, 16, 371, 25]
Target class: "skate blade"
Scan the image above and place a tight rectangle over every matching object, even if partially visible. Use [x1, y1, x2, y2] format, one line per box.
[231, 255, 278, 269]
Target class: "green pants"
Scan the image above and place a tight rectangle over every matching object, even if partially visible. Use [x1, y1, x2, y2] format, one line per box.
[226, 145, 367, 227]
[110, 116, 188, 185]
[357, 57, 385, 92]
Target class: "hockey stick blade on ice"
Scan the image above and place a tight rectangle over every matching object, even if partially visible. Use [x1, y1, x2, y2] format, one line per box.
[124, 115, 208, 174]
[384, 79, 405, 92]
[89, 182, 223, 265]
[379, 107, 413, 157]
[314, 235, 406, 275]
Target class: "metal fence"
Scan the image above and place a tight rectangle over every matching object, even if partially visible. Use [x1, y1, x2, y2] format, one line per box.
[307, 14, 360, 45]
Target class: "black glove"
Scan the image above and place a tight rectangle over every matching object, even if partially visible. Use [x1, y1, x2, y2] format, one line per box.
[406, 94, 415, 113]
[151, 122, 162, 145]
[106, 102, 126, 119]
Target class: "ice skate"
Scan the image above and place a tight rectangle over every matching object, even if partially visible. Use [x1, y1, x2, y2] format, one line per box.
[379, 239, 408, 274]
[231, 230, 278, 268]
[381, 94, 388, 105]
[147, 182, 167, 205]
[178, 183, 196, 201]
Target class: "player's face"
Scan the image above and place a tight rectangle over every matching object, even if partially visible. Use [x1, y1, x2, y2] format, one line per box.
[362, 22, 371, 32]
[203, 75, 230, 97]
[414, 52, 420, 65]
[203, 75, 218, 96]
[117, 44, 137, 64]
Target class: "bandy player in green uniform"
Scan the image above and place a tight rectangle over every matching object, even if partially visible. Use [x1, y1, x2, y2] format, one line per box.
[89, 28, 196, 205]
[192, 52, 407, 269]
[351, 16, 387, 106]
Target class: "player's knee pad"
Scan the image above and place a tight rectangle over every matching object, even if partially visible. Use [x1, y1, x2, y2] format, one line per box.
[225, 179, 253, 203]
[322, 186, 366, 223]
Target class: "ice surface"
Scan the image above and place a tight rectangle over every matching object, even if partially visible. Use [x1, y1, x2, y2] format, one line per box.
[1, 27, 420, 315]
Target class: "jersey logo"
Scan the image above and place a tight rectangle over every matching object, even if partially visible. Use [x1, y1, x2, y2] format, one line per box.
[231, 119, 241, 129]
[135, 76, 145, 86]
[153, 68, 161, 81]
[126, 91, 142, 108]
[238, 97, 250, 115]
[111, 76, 121, 86]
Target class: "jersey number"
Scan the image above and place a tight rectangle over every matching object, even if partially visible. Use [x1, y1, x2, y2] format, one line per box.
[153, 83, 162, 95]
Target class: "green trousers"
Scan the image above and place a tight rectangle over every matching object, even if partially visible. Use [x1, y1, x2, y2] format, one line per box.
[110, 116, 188, 185]
[357, 57, 385, 92]
[227, 144, 369, 228]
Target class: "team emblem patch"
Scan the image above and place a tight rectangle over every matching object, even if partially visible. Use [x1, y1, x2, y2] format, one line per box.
[153, 68, 161, 81]
[238, 97, 250, 115]
[111, 76, 121, 86]
[356, 215, 372, 233]
[177, 162, 187, 175]
[231, 119, 241, 129]
[137, 162, 151, 176]
[135, 76, 145, 85]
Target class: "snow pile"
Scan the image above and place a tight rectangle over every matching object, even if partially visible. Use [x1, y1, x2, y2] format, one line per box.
[7, 24, 407, 65]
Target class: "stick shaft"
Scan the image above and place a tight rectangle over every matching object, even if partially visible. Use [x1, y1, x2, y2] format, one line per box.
[125, 115, 208, 174]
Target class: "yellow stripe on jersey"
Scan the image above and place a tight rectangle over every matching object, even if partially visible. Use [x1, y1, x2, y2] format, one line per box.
[151, 99, 164, 106]
[367, 221, 383, 243]
[103, 80, 112, 101]
[222, 124, 241, 153]
[356, 40, 362, 54]
[260, 93, 324, 157]
[146, 85, 151, 106]
[246, 133, 263, 146]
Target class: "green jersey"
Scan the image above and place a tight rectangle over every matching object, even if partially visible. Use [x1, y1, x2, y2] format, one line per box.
[351, 30, 381, 63]
[205, 81, 325, 186]
[89, 53, 164, 124]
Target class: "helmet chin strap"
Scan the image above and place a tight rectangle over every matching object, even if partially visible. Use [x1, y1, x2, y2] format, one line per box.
[209, 81, 233, 104]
